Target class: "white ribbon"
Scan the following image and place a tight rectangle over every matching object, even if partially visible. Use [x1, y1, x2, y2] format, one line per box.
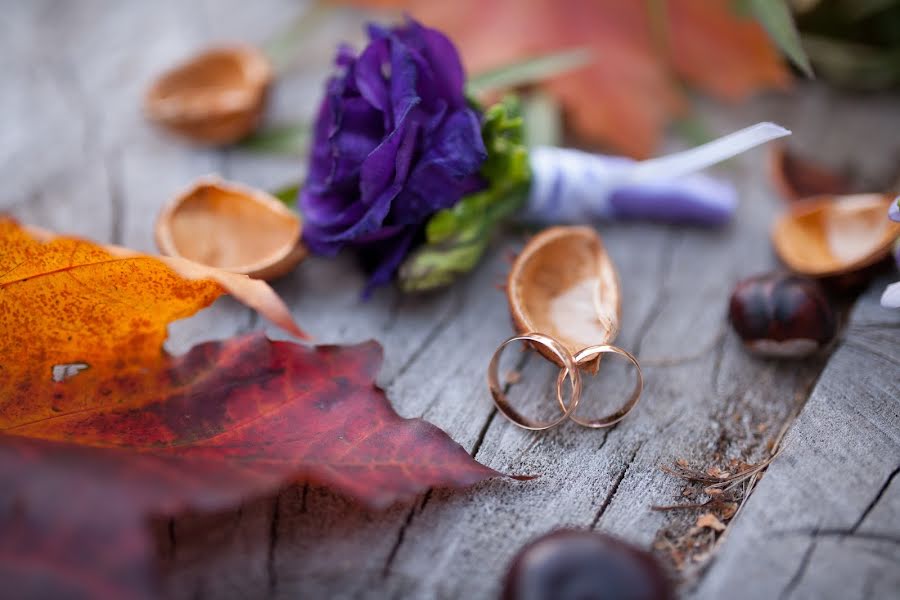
[523, 122, 791, 223]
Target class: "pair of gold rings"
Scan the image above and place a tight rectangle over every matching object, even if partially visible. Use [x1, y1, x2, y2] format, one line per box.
[487, 333, 644, 431]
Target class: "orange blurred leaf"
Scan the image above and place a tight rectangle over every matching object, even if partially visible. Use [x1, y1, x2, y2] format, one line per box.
[0, 219, 502, 597]
[346, 0, 791, 157]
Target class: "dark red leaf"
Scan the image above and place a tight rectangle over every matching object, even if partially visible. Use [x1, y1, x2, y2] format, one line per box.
[0, 334, 500, 598]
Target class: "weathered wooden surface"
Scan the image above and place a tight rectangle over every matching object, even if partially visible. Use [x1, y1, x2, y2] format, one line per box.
[692, 284, 900, 600]
[2, 1, 898, 598]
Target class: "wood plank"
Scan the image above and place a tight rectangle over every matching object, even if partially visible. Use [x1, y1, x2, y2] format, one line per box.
[3, 2, 899, 599]
[691, 283, 900, 600]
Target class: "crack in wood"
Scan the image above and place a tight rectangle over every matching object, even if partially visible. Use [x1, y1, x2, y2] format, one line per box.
[850, 464, 900, 532]
[382, 507, 417, 579]
[471, 350, 534, 460]
[382, 490, 433, 578]
[383, 288, 464, 388]
[597, 430, 611, 451]
[779, 536, 817, 600]
[770, 466, 900, 549]
[590, 443, 642, 530]
[470, 410, 499, 460]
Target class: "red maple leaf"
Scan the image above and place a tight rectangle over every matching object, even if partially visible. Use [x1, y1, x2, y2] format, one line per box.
[0, 221, 503, 598]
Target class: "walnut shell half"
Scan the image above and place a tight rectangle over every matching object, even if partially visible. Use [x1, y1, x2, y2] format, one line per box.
[155, 177, 305, 281]
[772, 193, 900, 278]
[506, 226, 621, 371]
[145, 45, 271, 145]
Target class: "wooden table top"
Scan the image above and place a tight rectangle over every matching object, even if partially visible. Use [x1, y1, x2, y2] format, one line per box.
[3, 1, 898, 598]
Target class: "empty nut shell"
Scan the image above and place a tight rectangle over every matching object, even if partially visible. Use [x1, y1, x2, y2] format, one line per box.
[145, 45, 271, 145]
[506, 226, 621, 371]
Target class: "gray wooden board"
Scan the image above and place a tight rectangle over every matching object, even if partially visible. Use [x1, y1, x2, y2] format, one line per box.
[692, 286, 900, 600]
[2, 1, 898, 598]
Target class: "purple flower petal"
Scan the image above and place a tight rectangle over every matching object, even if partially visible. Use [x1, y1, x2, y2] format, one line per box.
[355, 37, 391, 115]
[388, 31, 421, 128]
[301, 17, 486, 291]
[392, 108, 487, 223]
[889, 196, 900, 222]
[358, 230, 417, 298]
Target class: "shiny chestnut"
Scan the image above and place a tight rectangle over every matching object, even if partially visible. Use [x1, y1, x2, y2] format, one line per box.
[729, 272, 836, 357]
[501, 529, 674, 600]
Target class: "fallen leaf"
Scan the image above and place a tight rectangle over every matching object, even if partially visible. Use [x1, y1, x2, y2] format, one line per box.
[706, 466, 731, 479]
[347, 0, 790, 156]
[0, 220, 503, 598]
[696, 512, 726, 532]
[18, 221, 306, 340]
[719, 501, 739, 520]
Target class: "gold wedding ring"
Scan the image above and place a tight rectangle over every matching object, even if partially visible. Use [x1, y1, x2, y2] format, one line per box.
[557, 345, 643, 429]
[487, 333, 644, 431]
[487, 333, 581, 430]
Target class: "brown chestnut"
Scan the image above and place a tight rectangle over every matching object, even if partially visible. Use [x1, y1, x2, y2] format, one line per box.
[729, 272, 836, 357]
[501, 529, 674, 600]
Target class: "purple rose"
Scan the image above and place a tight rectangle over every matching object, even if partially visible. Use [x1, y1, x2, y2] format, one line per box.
[300, 18, 487, 293]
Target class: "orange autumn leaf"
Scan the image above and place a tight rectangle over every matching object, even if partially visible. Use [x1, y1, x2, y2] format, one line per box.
[0, 219, 502, 597]
[345, 0, 791, 157]
[1, 219, 304, 409]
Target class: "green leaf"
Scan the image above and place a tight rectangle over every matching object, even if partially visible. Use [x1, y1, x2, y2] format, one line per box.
[521, 92, 564, 148]
[466, 48, 594, 97]
[670, 115, 715, 147]
[399, 97, 531, 292]
[743, 0, 815, 77]
[237, 124, 309, 155]
[271, 182, 301, 208]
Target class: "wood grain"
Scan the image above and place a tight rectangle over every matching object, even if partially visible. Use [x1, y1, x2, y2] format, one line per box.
[692, 286, 900, 600]
[2, 1, 898, 599]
